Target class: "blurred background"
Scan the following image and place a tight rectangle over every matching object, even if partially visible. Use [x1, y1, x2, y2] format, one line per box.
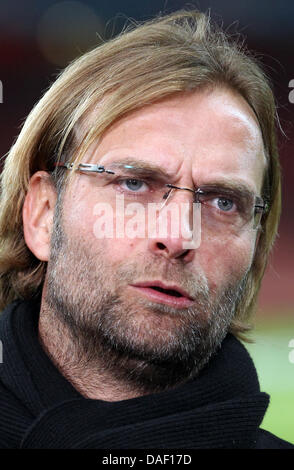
[0, 0, 293, 444]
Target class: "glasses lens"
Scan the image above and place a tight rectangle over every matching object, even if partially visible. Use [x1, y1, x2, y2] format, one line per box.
[197, 187, 258, 235]
[79, 162, 264, 236]
[82, 162, 169, 204]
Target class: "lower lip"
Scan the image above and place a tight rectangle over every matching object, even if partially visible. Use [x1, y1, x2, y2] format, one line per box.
[129, 285, 194, 308]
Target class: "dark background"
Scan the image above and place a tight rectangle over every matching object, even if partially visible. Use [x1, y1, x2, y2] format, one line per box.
[0, 0, 293, 316]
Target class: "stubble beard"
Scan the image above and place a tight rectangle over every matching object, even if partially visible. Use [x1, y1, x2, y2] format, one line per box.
[44, 199, 248, 394]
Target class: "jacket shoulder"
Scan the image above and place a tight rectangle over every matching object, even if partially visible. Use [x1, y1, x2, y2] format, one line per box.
[256, 428, 294, 449]
[0, 382, 33, 448]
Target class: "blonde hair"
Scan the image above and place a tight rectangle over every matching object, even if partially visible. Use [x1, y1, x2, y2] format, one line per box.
[0, 10, 281, 339]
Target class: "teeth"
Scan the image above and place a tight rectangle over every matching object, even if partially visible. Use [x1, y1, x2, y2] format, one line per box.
[150, 286, 183, 297]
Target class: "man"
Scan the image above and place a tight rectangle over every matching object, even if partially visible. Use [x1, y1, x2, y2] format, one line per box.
[0, 10, 292, 449]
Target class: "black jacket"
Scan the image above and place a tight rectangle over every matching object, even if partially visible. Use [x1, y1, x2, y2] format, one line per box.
[0, 298, 293, 449]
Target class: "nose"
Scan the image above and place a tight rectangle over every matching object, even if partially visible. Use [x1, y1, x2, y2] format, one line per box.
[148, 237, 195, 262]
[147, 187, 200, 262]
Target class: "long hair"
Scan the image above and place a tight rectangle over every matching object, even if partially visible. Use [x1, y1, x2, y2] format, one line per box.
[0, 10, 281, 339]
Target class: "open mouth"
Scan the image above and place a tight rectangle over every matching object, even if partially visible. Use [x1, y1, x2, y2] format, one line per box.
[148, 286, 184, 298]
[129, 282, 194, 307]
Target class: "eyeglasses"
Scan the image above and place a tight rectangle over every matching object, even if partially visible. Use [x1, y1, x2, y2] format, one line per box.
[54, 160, 269, 234]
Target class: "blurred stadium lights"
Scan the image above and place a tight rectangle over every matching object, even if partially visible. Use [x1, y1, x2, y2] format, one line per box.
[1, 0, 294, 41]
[36, 1, 104, 66]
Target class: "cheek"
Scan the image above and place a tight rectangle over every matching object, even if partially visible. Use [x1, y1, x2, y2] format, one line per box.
[63, 194, 139, 261]
[198, 234, 256, 292]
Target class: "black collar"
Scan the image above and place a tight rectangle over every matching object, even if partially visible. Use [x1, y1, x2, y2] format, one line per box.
[0, 298, 269, 448]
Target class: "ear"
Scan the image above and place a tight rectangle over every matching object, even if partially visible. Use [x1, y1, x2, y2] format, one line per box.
[23, 171, 57, 261]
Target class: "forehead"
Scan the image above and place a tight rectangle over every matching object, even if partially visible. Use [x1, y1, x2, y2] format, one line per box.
[81, 87, 267, 193]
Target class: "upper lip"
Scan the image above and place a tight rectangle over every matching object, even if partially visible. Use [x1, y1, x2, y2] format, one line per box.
[130, 281, 194, 300]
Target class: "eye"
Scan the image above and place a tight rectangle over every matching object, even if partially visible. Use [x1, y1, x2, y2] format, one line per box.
[119, 178, 149, 193]
[215, 197, 234, 212]
[199, 187, 251, 219]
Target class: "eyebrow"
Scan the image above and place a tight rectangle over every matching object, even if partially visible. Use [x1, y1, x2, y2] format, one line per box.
[104, 158, 176, 180]
[103, 158, 260, 197]
[199, 180, 257, 198]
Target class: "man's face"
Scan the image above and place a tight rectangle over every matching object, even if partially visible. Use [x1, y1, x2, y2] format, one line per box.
[45, 87, 266, 392]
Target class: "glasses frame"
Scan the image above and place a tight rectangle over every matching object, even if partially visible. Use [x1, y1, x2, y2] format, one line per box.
[54, 162, 269, 226]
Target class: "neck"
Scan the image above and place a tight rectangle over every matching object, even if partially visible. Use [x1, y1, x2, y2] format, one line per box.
[38, 301, 147, 402]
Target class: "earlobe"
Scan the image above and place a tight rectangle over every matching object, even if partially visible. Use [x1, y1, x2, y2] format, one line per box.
[22, 171, 57, 262]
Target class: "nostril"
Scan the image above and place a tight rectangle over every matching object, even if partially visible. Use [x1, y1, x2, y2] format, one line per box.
[156, 242, 166, 250]
[178, 249, 189, 259]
